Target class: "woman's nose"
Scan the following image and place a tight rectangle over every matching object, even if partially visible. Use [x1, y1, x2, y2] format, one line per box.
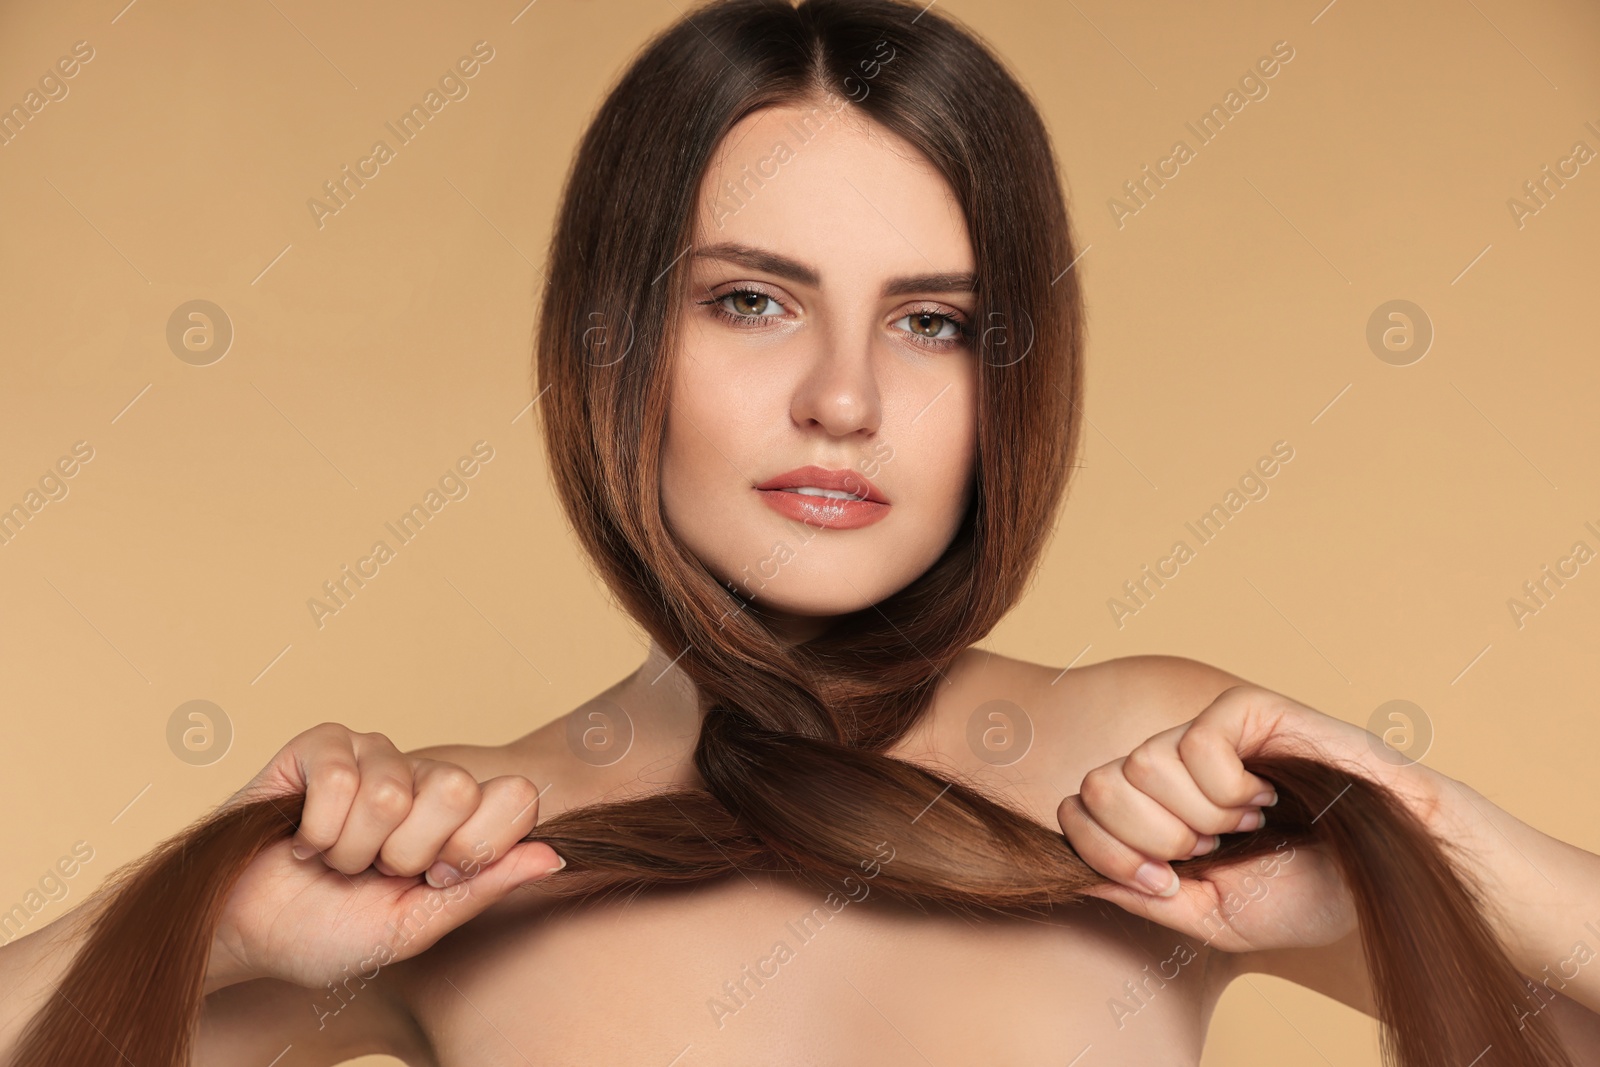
[789, 333, 883, 437]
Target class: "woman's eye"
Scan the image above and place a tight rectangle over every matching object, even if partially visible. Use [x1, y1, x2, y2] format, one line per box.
[720, 290, 784, 318]
[897, 310, 961, 341]
[703, 290, 967, 348]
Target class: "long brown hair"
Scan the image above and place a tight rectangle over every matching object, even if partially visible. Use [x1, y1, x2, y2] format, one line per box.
[10, 1, 1575, 1065]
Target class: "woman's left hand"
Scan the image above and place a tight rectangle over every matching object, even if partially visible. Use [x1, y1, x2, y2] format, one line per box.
[1057, 682, 1445, 954]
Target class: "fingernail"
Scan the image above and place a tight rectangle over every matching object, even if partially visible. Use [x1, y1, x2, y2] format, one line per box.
[425, 861, 461, 888]
[1249, 789, 1278, 807]
[545, 854, 568, 875]
[1188, 834, 1216, 857]
[1237, 809, 1265, 831]
[291, 843, 313, 861]
[1133, 861, 1179, 897]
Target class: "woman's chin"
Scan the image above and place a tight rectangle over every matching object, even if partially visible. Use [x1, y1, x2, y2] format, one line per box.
[733, 580, 899, 628]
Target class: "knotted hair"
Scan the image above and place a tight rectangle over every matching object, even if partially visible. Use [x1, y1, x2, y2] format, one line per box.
[11, 1, 1576, 1064]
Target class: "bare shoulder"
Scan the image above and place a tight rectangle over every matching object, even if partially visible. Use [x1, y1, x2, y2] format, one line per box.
[939, 650, 1250, 782]
[400, 675, 639, 789]
[1057, 652, 1249, 726]
[1093, 653, 1252, 740]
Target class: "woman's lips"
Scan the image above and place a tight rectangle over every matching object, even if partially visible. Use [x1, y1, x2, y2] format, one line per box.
[755, 487, 890, 530]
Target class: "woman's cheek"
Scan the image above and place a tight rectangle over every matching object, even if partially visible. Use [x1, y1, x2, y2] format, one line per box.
[926, 418, 979, 528]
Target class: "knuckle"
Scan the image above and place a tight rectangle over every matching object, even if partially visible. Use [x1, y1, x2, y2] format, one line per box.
[1176, 726, 1216, 762]
[308, 721, 350, 742]
[366, 776, 414, 819]
[360, 729, 398, 751]
[432, 767, 481, 809]
[318, 762, 360, 796]
[1214, 682, 1258, 708]
[1056, 793, 1081, 822]
[499, 775, 542, 814]
[378, 846, 430, 878]
[1078, 768, 1116, 807]
[1121, 747, 1160, 783]
[1056, 794, 1085, 828]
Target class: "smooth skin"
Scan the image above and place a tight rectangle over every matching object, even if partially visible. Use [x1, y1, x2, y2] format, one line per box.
[6, 100, 1598, 1063]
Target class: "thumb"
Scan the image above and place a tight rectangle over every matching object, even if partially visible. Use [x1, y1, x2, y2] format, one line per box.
[456, 840, 567, 900]
[1082, 877, 1193, 927]
[393, 841, 566, 942]
[1081, 877, 1244, 951]
[1081, 878, 1157, 913]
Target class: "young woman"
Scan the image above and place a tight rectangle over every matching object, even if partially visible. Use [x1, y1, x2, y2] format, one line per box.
[5, 1, 1599, 1064]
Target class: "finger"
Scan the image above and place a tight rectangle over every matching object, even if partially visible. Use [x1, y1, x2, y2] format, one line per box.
[386, 839, 566, 956]
[370, 760, 486, 878]
[288, 726, 363, 864]
[1058, 791, 1181, 898]
[1078, 879, 1249, 952]
[424, 774, 547, 888]
[1117, 732, 1271, 841]
[1178, 689, 1284, 809]
[320, 733, 416, 875]
[1075, 757, 1215, 865]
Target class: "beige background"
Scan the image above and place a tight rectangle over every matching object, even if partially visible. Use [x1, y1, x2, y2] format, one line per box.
[2, 0, 1597, 1062]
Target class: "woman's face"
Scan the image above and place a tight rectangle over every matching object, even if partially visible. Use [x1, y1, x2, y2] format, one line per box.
[661, 101, 980, 640]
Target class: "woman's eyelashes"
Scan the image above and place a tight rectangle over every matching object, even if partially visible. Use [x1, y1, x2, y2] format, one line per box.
[897, 308, 970, 348]
[707, 287, 785, 321]
[696, 286, 972, 351]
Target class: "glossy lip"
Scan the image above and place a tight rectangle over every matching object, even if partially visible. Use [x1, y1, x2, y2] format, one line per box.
[753, 465, 888, 504]
[753, 464, 890, 531]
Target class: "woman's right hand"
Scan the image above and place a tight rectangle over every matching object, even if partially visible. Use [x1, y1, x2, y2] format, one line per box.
[206, 722, 565, 992]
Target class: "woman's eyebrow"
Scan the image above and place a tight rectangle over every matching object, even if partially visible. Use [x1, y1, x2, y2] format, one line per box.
[691, 241, 976, 296]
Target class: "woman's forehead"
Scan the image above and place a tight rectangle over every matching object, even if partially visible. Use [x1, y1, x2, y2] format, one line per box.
[692, 103, 974, 285]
